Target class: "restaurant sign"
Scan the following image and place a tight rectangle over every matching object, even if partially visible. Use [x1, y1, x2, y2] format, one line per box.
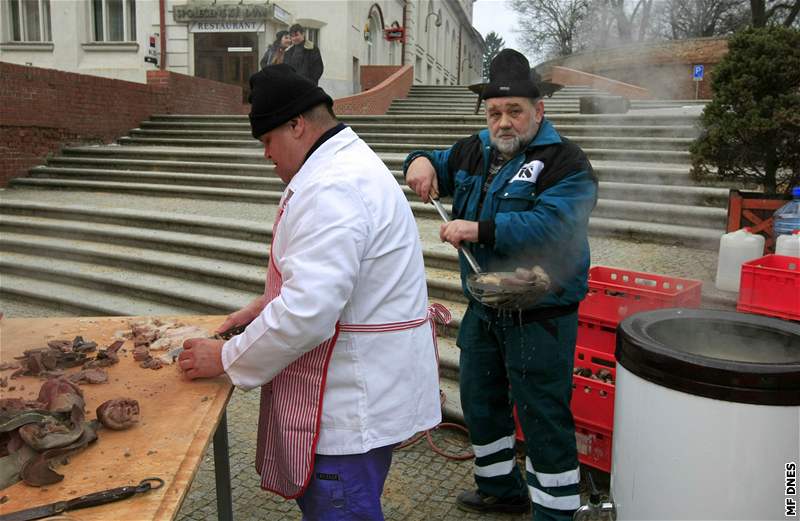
[174, 3, 271, 24]
[189, 21, 267, 32]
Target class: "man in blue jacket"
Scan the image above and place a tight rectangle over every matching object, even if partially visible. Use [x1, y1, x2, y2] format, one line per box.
[405, 49, 597, 521]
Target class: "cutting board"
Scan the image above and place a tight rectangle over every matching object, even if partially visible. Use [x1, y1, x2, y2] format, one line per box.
[0, 315, 233, 520]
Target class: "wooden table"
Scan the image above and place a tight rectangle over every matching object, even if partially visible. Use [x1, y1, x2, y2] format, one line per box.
[0, 316, 234, 521]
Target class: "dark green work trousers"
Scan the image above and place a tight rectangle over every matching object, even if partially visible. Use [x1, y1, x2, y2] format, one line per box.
[457, 303, 581, 521]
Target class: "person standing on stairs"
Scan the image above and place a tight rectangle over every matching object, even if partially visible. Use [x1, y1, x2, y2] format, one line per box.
[178, 64, 443, 520]
[404, 49, 598, 521]
[283, 24, 324, 85]
[260, 30, 291, 69]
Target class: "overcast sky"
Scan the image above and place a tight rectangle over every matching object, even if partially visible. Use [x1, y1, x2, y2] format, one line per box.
[471, 0, 539, 64]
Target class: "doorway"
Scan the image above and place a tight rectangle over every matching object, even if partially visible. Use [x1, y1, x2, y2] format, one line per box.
[194, 32, 258, 103]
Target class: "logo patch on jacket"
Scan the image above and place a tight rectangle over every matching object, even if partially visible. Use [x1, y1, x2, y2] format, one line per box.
[511, 160, 544, 184]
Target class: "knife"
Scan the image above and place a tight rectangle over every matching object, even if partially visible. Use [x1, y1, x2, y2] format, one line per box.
[430, 198, 483, 275]
[0, 477, 164, 521]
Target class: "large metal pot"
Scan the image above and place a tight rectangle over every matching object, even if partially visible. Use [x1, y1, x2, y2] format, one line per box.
[611, 308, 800, 520]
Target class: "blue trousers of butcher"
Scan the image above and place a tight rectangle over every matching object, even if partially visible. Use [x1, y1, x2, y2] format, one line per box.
[296, 444, 395, 520]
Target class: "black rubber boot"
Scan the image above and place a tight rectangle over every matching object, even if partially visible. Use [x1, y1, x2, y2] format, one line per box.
[455, 489, 530, 514]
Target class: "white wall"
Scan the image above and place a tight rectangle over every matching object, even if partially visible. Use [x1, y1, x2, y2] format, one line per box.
[0, 0, 159, 83]
[0, 0, 483, 91]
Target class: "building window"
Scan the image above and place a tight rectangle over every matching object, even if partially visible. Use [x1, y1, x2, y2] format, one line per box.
[7, 0, 52, 41]
[92, 0, 136, 42]
[306, 27, 320, 48]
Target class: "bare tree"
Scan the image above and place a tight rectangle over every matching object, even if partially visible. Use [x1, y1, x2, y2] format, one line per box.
[573, 0, 660, 51]
[510, 0, 590, 58]
[665, 0, 749, 38]
[750, 0, 800, 27]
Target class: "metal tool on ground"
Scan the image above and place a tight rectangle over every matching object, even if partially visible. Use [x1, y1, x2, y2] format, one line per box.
[430, 198, 551, 309]
[0, 477, 164, 521]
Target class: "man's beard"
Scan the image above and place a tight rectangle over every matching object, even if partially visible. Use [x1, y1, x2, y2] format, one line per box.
[490, 127, 537, 158]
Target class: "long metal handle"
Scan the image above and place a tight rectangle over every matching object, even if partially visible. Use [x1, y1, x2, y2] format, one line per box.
[430, 199, 482, 275]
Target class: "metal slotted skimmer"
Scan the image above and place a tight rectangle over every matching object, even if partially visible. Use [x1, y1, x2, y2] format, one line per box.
[430, 198, 551, 310]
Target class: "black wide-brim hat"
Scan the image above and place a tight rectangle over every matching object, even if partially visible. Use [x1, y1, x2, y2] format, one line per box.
[470, 48, 562, 100]
[248, 64, 333, 139]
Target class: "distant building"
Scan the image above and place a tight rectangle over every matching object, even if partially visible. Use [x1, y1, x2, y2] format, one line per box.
[0, 0, 485, 100]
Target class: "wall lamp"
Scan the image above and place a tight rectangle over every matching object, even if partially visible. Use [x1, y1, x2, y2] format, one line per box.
[425, 8, 442, 32]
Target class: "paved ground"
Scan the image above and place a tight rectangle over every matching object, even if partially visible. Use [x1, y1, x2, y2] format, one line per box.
[174, 387, 603, 521]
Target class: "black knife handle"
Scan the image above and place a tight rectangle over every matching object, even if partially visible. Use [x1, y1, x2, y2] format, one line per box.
[64, 485, 138, 510]
[64, 477, 164, 511]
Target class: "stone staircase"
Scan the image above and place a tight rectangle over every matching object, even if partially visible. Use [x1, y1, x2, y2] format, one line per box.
[0, 85, 733, 422]
[388, 85, 709, 115]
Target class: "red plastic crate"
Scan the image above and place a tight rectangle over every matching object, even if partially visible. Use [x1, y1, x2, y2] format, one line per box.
[580, 266, 703, 326]
[738, 254, 800, 321]
[575, 420, 613, 473]
[577, 315, 617, 354]
[513, 347, 616, 450]
[571, 347, 616, 432]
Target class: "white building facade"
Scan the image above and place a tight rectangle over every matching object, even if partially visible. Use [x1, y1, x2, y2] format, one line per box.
[1, 0, 484, 100]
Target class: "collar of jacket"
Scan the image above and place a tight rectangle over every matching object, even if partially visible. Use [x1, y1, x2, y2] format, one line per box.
[288, 126, 358, 191]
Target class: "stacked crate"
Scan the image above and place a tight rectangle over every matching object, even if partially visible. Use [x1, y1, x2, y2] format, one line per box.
[515, 267, 703, 473]
[572, 267, 703, 472]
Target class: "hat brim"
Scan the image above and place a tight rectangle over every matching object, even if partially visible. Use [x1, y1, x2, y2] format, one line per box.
[468, 81, 564, 99]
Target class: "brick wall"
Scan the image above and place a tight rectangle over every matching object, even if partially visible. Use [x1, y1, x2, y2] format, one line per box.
[334, 65, 413, 115]
[360, 66, 403, 91]
[538, 38, 729, 100]
[0, 62, 242, 186]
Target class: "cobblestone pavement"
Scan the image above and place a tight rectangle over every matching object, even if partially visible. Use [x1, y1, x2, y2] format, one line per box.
[174, 387, 600, 521]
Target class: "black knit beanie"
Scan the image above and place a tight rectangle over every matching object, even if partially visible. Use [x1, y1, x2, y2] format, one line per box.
[248, 64, 333, 139]
[481, 49, 541, 101]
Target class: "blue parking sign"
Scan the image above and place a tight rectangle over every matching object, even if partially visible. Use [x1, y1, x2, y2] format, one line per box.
[693, 65, 704, 81]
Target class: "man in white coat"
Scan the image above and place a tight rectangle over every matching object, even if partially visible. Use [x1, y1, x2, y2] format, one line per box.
[179, 64, 444, 520]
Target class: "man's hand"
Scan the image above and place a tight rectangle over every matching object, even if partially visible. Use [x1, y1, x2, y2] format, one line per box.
[179, 338, 225, 380]
[440, 220, 479, 249]
[406, 156, 439, 203]
[215, 295, 268, 334]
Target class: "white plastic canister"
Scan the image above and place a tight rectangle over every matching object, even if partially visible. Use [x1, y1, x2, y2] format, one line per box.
[715, 228, 765, 292]
[776, 230, 800, 257]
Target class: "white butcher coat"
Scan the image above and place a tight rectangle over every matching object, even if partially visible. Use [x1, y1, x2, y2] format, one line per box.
[221, 127, 442, 455]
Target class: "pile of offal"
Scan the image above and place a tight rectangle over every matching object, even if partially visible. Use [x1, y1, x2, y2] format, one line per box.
[0, 337, 140, 491]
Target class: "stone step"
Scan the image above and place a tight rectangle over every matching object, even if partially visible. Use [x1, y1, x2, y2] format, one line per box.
[0, 251, 252, 314]
[388, 107, 581, 114]
[0, 212, 270, 266]
[0, 247, 469, 338]
[149, 113, 701, 126]
[10, 177, 284, 203]
[0, 272, 193, 317]
[589, 215, 721, 248]
[0, 200, 461, 272]
[122, 131, 695, 151]
[26, 165, 725, 207]
[593, 199, 726, 228]
[113, 137, 692, 164]
[29, 165, 285, 190]
[138, 121, 700, 139]
[44, 155, 696, 186]
[0, 232, 266, 293]
[0, 200, 271, 242]
[10, 177, 723, 244]
[48, 156, 273, 176]
[142, 120, 699, 138]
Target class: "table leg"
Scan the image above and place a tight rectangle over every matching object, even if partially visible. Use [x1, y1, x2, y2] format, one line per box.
[213, 410, 233, 521]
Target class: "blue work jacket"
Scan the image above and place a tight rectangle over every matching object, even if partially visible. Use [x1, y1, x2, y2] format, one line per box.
[404, 119, 598, 311]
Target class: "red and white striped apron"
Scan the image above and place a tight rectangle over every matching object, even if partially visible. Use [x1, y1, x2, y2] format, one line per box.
[255, 194, 451, 499]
